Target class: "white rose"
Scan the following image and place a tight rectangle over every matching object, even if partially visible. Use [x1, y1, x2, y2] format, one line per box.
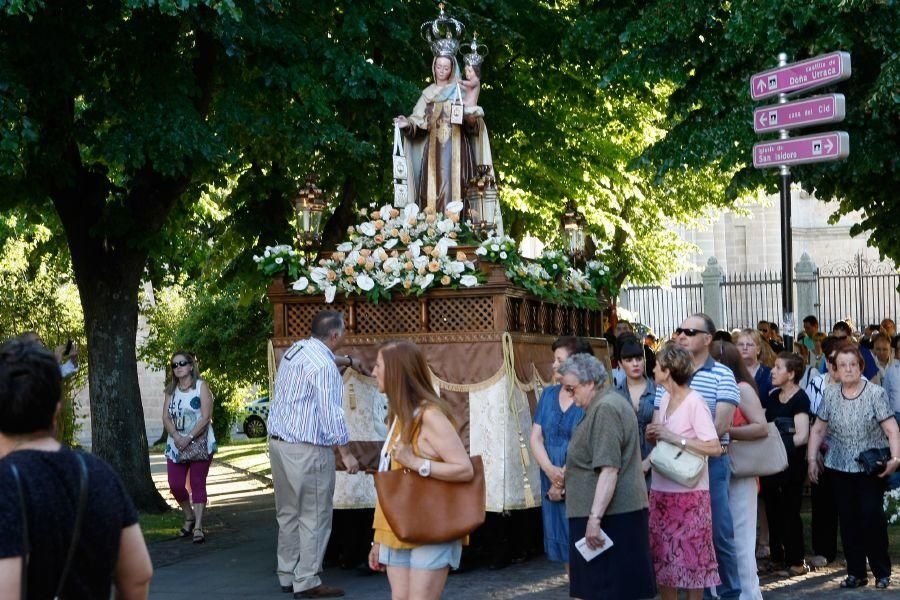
[324, 285, 337, 304]
[403, 203, 420, 220]
[264, 250, 271, 257]
[357, 274, 375, 291]
[275, 257, 284, 264]
[291, 277, 309, 291]
[491, 244, 500, 251]
[499, 252, 507, 259]
[418, 273, 435, 289]
[446, 200, 464, 214]
[460, 275, 478, 287]
[336, 242, 353, 252]
[475, 246, 487, 256]
[436, 220, 453, 234]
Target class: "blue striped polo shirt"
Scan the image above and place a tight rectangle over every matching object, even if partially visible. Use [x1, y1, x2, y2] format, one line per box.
[654, 355, 740, 443]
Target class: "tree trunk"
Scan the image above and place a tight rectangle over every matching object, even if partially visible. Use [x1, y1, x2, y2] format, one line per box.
[52, 173, 172, 512]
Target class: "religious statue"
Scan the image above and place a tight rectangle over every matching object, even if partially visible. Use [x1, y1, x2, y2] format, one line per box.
[393, 5, 496, 224]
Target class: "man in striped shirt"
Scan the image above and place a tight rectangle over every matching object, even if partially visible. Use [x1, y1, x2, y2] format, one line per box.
[654, 313, 741, 599]
[269, 310, 359, 599]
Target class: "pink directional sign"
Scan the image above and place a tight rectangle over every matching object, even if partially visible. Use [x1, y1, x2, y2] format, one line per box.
[753, 94, 846, 133]
[750, 52, 851, 101]
[753, 131, 849, 169]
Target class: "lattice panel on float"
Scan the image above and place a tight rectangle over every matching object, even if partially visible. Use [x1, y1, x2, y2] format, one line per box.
[355, 301, 419, 334]
[286, 303, 348, 338]
[430, 296, 494, 332]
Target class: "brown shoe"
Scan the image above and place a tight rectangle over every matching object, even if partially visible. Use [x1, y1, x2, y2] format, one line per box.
[294, 584, 345, 598]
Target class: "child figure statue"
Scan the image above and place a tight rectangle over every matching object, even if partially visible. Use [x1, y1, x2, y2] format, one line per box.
[460, 33, 487, 110]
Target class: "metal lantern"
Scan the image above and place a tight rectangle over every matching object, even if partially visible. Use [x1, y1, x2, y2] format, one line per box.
[293, 175, 326, 250]
[562, 202, 586, 263]
[466, 164, 499, 236]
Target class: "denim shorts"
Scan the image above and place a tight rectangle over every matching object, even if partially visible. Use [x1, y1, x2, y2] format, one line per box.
[379, 539, 462, 570]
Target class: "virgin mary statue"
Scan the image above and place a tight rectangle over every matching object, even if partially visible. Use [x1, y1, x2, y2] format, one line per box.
[393, 35, 495, 223]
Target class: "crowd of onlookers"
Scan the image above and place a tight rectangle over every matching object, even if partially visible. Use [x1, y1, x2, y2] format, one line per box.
[531, 313, 900, 599]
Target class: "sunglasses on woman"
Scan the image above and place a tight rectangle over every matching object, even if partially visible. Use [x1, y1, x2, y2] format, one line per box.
[171, 360, 192, 369]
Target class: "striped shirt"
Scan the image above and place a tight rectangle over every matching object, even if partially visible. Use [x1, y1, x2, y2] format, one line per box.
[654, 355, 740, 443]
[268, 337, 349, 447]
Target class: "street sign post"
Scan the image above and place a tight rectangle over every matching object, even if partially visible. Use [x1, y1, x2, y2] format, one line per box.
[753, 94, 845, 134]
[753, 131, 850, 168]
[750, 51, 851, 352]
[750, 51, 851, 101]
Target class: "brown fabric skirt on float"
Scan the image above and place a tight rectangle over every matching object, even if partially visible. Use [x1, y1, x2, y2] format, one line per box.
[568, 509, 657, 600]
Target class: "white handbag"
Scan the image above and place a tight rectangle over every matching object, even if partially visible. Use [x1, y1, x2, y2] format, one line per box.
[392, 125, 410, 207]
[650, 440, 707, 488]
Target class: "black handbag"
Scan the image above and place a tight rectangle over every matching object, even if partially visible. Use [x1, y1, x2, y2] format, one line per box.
[857, 447, 891, 476]
[10, 452, 89, 600]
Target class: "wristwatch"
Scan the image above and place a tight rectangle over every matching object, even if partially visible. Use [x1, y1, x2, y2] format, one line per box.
[419, 459, 432, 477]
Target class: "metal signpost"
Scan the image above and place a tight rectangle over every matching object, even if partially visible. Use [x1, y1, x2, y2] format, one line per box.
[750, 52, 851, 350]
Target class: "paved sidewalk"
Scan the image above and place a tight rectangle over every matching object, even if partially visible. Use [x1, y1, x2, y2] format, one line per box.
[147, 456, 893, 599]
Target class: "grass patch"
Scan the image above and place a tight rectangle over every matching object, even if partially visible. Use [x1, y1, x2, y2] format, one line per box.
[214, 439, 271, 479]
[139, 510, 184, 543]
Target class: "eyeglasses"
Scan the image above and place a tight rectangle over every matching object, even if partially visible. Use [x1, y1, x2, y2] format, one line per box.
[171, 360, 192, 369]
[675, 327, 709, 337]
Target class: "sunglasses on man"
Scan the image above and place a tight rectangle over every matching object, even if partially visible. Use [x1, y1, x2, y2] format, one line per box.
[675, 327, 709, 337]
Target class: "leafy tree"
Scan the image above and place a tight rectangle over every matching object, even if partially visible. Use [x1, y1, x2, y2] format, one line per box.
[581, 0, 899, 262]
[0, 213, 86, 445]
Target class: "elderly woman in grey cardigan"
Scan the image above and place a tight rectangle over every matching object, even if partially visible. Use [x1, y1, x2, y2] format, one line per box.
[560, 353, 657, 600]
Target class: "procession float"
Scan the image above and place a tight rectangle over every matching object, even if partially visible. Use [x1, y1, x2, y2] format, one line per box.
[258, 4, 612, 534]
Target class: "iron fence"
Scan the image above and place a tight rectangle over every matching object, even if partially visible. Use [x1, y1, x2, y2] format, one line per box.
[721, 270, 783, 330]
[816, 255, 900, 332]
[620, 276, 703, 337]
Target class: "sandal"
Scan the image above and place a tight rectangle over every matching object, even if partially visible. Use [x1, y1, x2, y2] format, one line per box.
[177, 518, 196, 538]
[875, 577, 890, 589]
[193, 527, 205, 544]
[839, 575, 868, 588]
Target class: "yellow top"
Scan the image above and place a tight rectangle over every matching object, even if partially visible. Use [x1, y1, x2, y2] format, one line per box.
[372, 416, 423, 549]
[371, 407, 470, 549]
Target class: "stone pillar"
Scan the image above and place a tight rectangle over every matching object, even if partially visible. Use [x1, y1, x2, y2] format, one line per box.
[794, 252, 818, 322]
[702, 257, 725, 330]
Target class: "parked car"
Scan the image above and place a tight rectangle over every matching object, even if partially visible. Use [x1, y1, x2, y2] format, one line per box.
[237, 396, 270, 438]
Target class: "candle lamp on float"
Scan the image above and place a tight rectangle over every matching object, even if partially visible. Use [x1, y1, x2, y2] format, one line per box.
[562, 202, 586, 267]
[293, 175, 326, 256]
[466, 164, 499, 238]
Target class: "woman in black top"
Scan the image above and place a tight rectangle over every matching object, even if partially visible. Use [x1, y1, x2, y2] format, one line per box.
[761, 352, 811, 577]
[0, 339, 153, 599]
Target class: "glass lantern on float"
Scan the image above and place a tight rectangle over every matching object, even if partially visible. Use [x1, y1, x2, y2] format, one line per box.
[466, 164, 499, 237]
[293, 175, 326, 254]
[562, 202, 586, 266]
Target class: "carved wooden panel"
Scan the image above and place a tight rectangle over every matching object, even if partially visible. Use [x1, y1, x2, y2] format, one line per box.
[354, 300, 421, 334]
[430, 296, 495, 332]
[505, 297, 522, 332]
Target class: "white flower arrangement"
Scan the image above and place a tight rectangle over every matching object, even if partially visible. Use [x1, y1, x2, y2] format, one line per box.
[260, 203, 482, 303]
[254, 208, 616, 309]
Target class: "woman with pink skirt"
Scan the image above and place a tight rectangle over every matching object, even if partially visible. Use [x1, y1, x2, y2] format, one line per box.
[645, 345, 723, 600]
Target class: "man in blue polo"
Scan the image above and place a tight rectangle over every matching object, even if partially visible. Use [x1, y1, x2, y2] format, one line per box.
[655, 313, 740, 599]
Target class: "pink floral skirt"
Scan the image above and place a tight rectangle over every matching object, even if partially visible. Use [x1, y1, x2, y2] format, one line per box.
[649, 489, 720, 589]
